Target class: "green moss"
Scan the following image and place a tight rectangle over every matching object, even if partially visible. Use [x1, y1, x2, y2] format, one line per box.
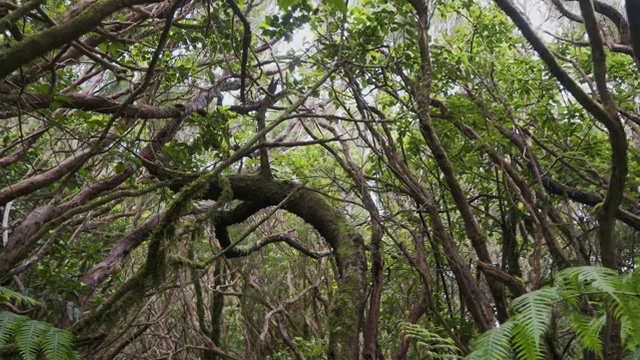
[168, 254, 206, 269]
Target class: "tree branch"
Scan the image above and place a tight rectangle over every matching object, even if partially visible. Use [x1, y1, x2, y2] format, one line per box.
[0, 93, 184, 119]
[0, 0, 163, 78]
[225, 0, 251, 104]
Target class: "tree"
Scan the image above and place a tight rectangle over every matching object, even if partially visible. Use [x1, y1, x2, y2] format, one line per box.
[1, 0, 639, 359]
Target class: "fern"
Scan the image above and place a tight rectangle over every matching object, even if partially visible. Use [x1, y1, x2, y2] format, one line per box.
[572, 311, 605, 357]
[618, 275, 640, 349]
[467, 266, 640, 359]
[621, 309, 640, 353]
[0, 286, 40, 307]
[624, 347, 640, 360]
[465, 322, 514, 360]
[399, 322, 460, 359]
[558, 266, 619, 297]
[0, 311, 28, 346]
[559, 267, 624, 315]
[16, 320, 49, 360]
[0, 311, 76, 360]
[510, 288, 559, 359]
[42, 328, 75, 360]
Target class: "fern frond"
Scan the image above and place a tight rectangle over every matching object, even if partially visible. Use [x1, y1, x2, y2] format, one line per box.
[399, 322, 459, 359]
[468, 267, 640, 359]
[624, 346, 640, 360]
[621, 310, 640, 352]
[0, 310, 76, 360]
[464, 322, 514, 360]
[42, 328, 76, 360]
[619, 272, 640, 293]
[511, 322, 543, 360]
[510, 288, 559, 360]
[0, 287, 39, 307]
[15, 319, 49, 360]
[618, 276, 640, 349]
[558, 267, 619, 300]
[0, 311, 28, 347]
[571, 312, 604, 357]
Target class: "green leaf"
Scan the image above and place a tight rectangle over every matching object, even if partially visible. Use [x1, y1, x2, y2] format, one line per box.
[277, 0, 297, 9]
[325, 0, 347, 13]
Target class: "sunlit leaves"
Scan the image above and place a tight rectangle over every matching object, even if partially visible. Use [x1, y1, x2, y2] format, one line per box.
[324, 0, 347, 13]
[261, 0, 315, 41]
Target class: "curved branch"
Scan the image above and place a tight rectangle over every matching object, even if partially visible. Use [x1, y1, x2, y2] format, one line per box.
[199, 175, 366, 359]
[592, 0, 630, 43]
[576, 0, 627, 273]
[229, 231, 332, 258]
[91, 174, 367, 359]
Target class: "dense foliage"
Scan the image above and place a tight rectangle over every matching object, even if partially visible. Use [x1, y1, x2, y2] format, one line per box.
[1, 0, 639, 359]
